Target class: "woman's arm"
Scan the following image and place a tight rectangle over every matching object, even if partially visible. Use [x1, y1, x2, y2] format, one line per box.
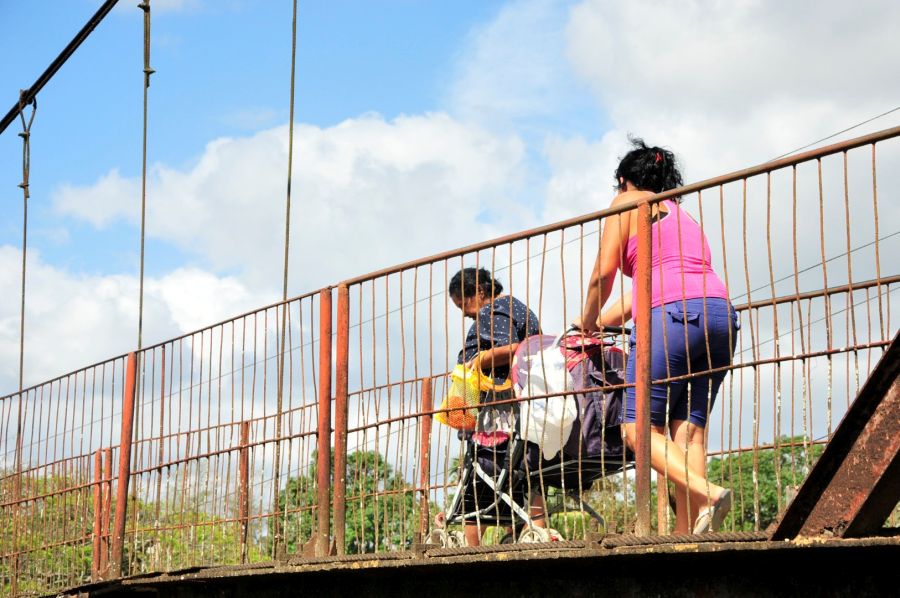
[575, 193, 634, 331]
[599, 291, 633, 327]
[467, 343, 519, 370]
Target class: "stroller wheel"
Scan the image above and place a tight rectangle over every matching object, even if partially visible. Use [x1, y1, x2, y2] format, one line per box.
[498, 532, 516, 545]
[425, 529, 467, 548]
[517, 526, 551, 543]
[424, 529, 446, 545]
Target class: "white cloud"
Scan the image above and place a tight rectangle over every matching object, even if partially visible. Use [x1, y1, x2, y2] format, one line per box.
[13, 0, 900, 439]
[0, 246, 267, 391]
[566, 0, 900, 121]
[55, 169, 139, 227]
[533, 0, 900, 252]
[53, 112, 530, 292]
[447, 0, 592, 132]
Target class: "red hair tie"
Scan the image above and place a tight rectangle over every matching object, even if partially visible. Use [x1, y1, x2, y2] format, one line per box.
[655, 151, 662, 163]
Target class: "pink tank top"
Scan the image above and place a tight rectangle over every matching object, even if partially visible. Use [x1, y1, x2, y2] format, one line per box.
[621, 200, 729, 314]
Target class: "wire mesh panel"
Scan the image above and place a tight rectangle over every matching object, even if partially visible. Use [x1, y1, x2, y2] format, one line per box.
[0, 355, 130, 594]
[1, 127, 898, 595]
[336, 130, 899, 547]
[119, 292, 322, 574]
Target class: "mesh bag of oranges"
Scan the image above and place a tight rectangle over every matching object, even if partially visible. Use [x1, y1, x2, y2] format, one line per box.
[436, 362, 512, 430]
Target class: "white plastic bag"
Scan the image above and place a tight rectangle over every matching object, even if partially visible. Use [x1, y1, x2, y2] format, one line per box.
[513, 334, 577, 459]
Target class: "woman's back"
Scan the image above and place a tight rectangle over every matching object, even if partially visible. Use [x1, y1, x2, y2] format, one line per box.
[621, 199, 728, 309]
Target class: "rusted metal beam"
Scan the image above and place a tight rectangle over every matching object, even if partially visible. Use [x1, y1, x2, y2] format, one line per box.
[418, 377, 434, 541]
[656, 472, 669, 534]
[101, 448, 112, 577]
[333, 284, 350, 556]
[316, 288, 333, 557]
[238, 421, 250, 564]
[770, 331, 900, 539]
[633, 200, 653, 536]
[92, 450, 103, 581]
[110, 352, 137, 576]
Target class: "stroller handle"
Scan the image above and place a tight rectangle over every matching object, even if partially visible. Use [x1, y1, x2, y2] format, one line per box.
[564, 324, 631, 338]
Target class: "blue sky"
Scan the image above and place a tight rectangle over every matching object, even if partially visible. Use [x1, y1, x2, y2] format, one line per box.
[1, 0, 898, 392]
[0, 0, 535, 274]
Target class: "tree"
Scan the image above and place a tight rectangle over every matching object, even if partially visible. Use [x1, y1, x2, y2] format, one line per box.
[0, 472, 93, 595]
[707, 436, 825, 531]
[441, 437, 834, 540]
[276, 450, 419, 554]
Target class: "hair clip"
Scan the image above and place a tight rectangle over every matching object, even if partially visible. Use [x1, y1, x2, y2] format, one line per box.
[655, 151, 662, 163]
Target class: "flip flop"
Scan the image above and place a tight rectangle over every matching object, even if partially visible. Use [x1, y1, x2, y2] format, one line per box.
[692, 509, 711, 534]
[692, 489, 732, 534]
[709, 489, 732, 531]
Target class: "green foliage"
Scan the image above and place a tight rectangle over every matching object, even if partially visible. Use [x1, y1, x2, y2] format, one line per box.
[127, 509, 259, 574]
[5, 436, 896, 595]
[440, 437, 833, 541]
[0, 472, 94, 595]
[276, 450, 419, 555]
[708, 436, 825, 531]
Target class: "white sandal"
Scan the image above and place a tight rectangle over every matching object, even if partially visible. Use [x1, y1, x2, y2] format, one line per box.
[692, 489, 732, 534]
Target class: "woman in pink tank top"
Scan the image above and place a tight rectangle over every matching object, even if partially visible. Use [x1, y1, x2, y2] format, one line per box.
[575, 139, 736, 534]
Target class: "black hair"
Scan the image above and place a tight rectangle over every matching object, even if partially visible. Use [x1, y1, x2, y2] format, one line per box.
[614, 137, 683, 196]
[448, 267, 502, 300]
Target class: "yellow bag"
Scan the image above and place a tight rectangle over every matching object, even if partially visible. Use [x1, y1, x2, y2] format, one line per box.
[435, 363, 513, 430]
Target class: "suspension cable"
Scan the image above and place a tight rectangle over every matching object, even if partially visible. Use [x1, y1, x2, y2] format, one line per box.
[11, 88, 35, 598]
[137, 1, 155, 350]
[0, 0, 121, 137]
[281, 3, 299, 304]
[273, 0, 300, 558]
[16, 92, 36, 391]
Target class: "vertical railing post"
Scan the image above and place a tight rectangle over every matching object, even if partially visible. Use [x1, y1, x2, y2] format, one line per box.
[111, 352, 138, 576]
[332, 284, 350, 555]
[656, 472, 669, 534]
[238, 421, 250, 563]
[316, 288, 333, 557]
[418, 377, 434, 542]
[101, 448, 112, 577]
[10, 392, 25, 597]
[154, 345, 165, 520]
[92, 450, 103, 581]
[634, 200, 653, 536]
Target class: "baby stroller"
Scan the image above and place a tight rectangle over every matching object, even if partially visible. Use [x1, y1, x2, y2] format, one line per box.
[430, 328, 634, 546]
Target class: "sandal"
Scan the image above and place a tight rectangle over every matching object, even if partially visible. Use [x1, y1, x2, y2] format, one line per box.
[692, 489, 732, 534]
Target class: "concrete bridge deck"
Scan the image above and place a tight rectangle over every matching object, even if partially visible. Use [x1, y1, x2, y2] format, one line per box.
[61, 532, 900, 597]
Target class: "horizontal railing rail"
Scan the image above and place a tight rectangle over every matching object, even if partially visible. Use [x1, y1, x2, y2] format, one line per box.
[1, 124, 898, 596]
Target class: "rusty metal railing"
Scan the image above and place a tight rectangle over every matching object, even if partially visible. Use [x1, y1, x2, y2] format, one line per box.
[1, 125, 898, 595]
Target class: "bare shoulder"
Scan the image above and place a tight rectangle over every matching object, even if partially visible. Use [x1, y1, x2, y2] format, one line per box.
[609, 189, 653, 209]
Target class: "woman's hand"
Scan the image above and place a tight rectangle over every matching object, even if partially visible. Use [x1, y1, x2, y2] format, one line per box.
[571, 316, 600, 333]
[465, 352, 484, 370]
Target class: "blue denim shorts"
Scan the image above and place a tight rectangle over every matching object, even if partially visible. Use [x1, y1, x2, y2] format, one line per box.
[624, 297, 738, 428]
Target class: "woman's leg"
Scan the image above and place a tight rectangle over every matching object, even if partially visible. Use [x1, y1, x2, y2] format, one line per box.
[622, 422, 725, 531]
[622, 299, 733, 532]
[670, 419, 711, 533]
